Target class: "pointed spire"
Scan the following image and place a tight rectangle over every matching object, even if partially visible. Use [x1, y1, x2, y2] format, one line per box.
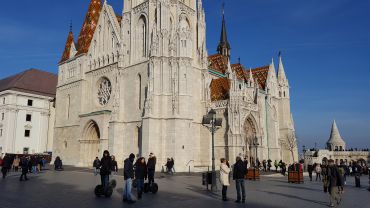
[248, 68, 254, 87]
[268, 58, 277, 79]
[278, 51, 288, 84]
[217, 2, 231, 57]
[226, 58, 233, 79]
[327, 120, 346, 151]
[60, 27, 75, 63]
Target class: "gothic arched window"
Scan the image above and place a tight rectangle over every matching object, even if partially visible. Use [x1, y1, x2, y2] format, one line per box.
[137, 74, 142, 109]
[138, 16, 147, 58]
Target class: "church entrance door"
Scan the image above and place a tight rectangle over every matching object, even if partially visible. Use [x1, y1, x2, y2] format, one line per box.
[80, 120, 101, 166]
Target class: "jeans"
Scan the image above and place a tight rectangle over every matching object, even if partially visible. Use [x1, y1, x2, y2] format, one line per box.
[316, 173, 321, 181]
[136, 179, 144, 198]
[32, 166, 37, 173]
[123, 178, 135, 201]
[100, 175, 109, 192]
[94, 168, 99, 176]
[235, 179, 246, 201]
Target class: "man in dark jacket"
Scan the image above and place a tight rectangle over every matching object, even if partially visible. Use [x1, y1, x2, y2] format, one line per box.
[19, 156, 29, 181]
[147, 153, 156, 184]
[93, 157, 100, 176]
[327, 159, 344, 207]
[1, 155, 11, 179]
[123, 153, 136, 203]
[233, 156, 247, 203]
[99, 150, 113, 193]
[307, 164, 314, 181]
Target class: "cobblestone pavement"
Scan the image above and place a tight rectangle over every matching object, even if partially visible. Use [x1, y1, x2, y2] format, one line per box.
[0, 168, 369, 208]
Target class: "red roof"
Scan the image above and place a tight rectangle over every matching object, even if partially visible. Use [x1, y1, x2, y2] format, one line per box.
[210, 78, 230, 101]
[0, 69, 58, 97]
[208, 53, 270, 101]
[76, 0, 102, 56]
[59, 31, 75, 63]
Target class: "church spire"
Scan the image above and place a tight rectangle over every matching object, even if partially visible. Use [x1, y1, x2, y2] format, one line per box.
[217, 3, 231, 58]
[278, 51, 288, 85]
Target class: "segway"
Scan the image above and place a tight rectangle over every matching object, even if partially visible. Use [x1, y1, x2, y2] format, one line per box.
[95, 180, 117, 197]
[143, 182, 158, 194]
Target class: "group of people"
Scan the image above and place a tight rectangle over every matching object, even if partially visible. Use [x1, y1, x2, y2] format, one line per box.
[219, 156, 247, 203]
[164, 158, 175, 174]
[94, 151, 157, 204]
[1, 154, 47, 180]
[0, 154, 45, 181]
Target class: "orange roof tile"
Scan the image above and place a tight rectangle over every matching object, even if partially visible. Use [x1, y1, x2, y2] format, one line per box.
[208, 54, 228, 74]
[76, 0, 102, 56]
[210, 77, 230, 101]
[231, 63, 248, 81]
[59, 31, 75, 63]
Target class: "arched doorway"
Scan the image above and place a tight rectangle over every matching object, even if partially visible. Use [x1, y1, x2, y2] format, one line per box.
[80, 120, 101, 166]
[244, 117, 257, 165]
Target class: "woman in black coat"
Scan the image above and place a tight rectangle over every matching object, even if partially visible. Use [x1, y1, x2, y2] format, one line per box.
[135, 157, 147, 199]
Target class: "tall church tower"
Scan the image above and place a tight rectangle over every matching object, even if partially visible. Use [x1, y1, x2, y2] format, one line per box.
[217, 6, 231, 58]
[120, 0, 208, 171]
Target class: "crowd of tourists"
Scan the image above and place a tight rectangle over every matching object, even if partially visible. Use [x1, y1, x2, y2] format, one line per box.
[0, 154, 48, 181]
[92, 151, 157, 204]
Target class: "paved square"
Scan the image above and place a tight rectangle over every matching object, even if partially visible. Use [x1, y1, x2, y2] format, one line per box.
[1, 168, 369, 208]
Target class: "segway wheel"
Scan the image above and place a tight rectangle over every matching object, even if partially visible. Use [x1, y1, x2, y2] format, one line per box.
[143, 183, 150, 193]
[109, 180, 117, 189]
[105, 186, 113, 198]
[151, 183, 158, 194]
[94, 185, 103, 197]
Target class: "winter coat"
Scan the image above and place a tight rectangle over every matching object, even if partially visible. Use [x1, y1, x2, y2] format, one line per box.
[124, 158, 134, 180]
[220, 163, 231, 186]
[233, 160, 247, 180]
[111, 160, 118, 172]
[99, 156, 113, 176]
[147, 157, 157, 170]
[135, 162, 148, 180]
[13, 158, 20, 167]
[327, 165, 344, 193]
[93, 159, 100, 168]
[2, 156, 11, 168]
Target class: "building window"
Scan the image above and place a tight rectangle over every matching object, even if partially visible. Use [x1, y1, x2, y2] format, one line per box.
[138, 74, 142, 109]
[27, 99, 33, 106]
[23, 147, 29, 154]
[1, 113, 4, 120]
[2, 98, 5, 104]
[24, 130, 31, 137]
[26, 114, 32, 122]
[0, 129, 2, 137]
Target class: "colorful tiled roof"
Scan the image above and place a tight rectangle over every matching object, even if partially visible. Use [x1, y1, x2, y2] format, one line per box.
[0, 69, 58, 97]
[76, 0, 102, 56]
[210, 77, 230, 101]
[208, 54, 270, 101]
[208, 54, 228, 74]
[59, 31, 75, 63]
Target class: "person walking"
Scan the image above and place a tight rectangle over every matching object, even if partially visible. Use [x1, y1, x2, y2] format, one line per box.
[123, 153, 136, 203]
[274, 160, 278, 172]
[13, 156, 20, 172]
[1, 155, 11, 179]
[308, 164, 314, 181]
[262, 160, 267, 172]
[31, 156, 38, 173]
[220, 158, 231, 201]
[147, 153, 156, 185]
[19, 156, 29, 181]
[99, 150, 113, 193]
[233, 156, 247, 203]
[93, 157, 101, 176]
[315, 164, 322, 181]
[327, 160, 344, 207]
[111, 155, 118, 175]
[135, 157, 147, 200]
[267, 159, 272, 172]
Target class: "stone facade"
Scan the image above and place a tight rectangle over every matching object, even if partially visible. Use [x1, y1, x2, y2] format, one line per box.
[54, 0, 297, 171]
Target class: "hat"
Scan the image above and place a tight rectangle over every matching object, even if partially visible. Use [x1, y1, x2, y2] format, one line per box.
[129, 153, 135, 159]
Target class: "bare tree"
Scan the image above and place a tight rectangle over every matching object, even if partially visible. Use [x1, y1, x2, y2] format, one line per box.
[286, 132, 298, 162]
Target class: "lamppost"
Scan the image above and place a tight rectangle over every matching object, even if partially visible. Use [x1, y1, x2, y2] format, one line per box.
[202, 109, 222, 192]
[253, 138, 259, 168]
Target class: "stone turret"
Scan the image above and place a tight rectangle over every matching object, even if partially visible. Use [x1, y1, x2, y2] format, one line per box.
[326, 120, 346, 151]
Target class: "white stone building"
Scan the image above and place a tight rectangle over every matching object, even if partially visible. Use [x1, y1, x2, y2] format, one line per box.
[54, 0, 297, 171]
[304, 120, 370, 167]
[0, 69, 57, 155]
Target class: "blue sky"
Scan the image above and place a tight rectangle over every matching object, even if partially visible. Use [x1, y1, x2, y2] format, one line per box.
[0, 0, 369, 149]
